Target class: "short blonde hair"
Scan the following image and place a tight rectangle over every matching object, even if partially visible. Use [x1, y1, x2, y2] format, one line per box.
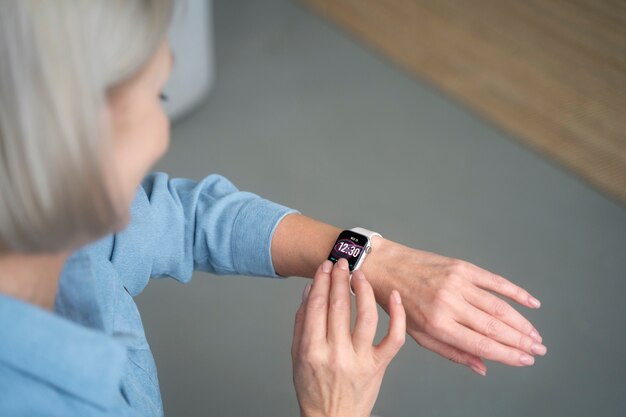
[0, 0, 175, 253]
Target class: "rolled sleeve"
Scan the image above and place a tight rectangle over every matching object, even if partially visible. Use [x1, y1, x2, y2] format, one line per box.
[112, 172, 300, 295]
[230, 197, 299, 277]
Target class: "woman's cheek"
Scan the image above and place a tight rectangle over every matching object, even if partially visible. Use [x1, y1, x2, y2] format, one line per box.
[156, 108, 171, 158]
[134, 104, 169, 166]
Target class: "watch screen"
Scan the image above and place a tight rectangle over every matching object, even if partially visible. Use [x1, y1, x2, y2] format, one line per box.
[327, 230, 368, 271]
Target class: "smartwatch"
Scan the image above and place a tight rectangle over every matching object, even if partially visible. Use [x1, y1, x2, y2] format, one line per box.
[327, 227, 383, 295]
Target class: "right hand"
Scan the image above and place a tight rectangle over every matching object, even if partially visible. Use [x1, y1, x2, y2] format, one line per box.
[292, 258, 406, 417]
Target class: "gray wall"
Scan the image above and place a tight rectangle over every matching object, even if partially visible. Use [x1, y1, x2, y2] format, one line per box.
[136, 0, 626, 415]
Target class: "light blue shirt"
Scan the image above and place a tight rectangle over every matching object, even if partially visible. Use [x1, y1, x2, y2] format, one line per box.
[0, 172, 300, 416]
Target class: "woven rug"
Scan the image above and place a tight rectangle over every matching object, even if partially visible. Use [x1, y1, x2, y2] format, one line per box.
[301, 0, 626, 206]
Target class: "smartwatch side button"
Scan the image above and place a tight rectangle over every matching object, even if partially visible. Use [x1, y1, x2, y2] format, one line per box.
[365, 246, 372, 254]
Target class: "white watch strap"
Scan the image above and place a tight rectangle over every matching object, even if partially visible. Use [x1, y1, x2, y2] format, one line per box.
[350, 227, 383, 242]
[348, 227, 382, 296]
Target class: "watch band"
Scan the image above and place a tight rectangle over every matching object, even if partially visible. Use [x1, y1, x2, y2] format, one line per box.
[348, 227, 382, 295]
[350, 227, 383, 244]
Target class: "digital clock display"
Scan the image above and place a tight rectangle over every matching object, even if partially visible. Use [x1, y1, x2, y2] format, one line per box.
[327, 230, 369, 271]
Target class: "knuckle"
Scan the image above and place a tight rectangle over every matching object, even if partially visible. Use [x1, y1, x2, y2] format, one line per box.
[475, 338, 493, 357]
[330, 297, 349, 311]
[432, 288, 453, 308]
[490, 274, 505, 289]
[441, 271, 465, 290]
[358, 311, 378, 328]
[448, 258, 465, 269]
[294, 307, 305, 323]
[307, 294, 327, 312]
[429, 294, 456, 320]
[484, 319, 500, 337]
[509, 349, 522, 366]
[393, 332, 406, 349]
[522, 323, 535, 336]
[424, 313, 445, 335]
[447, 259, 467, 276]
[447, 352, 463, 364]
[292, 344, 303, 362]
[519, 333, 532, 351]
[492, 300, 508, 317]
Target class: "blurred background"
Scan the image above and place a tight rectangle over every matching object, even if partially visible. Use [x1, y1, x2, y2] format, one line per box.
[136, 0, 626, 415]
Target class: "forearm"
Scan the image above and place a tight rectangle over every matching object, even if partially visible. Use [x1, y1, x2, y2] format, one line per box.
[270, 213, 341, 278]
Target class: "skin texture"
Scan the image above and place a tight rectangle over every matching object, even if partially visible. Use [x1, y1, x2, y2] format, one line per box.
[292, 258, 406, 417]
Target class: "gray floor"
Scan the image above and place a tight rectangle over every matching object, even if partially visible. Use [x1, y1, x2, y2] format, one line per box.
[136, 0, 626, 415]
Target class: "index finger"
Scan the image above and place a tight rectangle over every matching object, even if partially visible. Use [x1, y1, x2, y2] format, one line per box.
[468, 264, 541, 310]
[300, 261, 332, 349]
[327, 258, 352, 345]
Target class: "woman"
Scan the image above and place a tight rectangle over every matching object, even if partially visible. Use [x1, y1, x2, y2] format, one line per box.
[0, 1, 404, 415]
[0, 1, 546, 416]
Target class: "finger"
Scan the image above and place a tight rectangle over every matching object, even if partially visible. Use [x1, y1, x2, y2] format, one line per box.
[464, 286, 543, 343]
[457, 302, 547, 358]
[301, 261, 332, 348]
[439, 320, 537, 367]
[327, 258, 352, 345]
[409, 329, 487, 376]
[351, 270, 378, 353]
[375, 290, 406, 364]
[468, 265, 541, 309]
[291, 283, 311, 359]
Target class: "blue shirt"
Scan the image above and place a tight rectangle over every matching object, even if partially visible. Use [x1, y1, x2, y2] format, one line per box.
[0, 172, 300, 416]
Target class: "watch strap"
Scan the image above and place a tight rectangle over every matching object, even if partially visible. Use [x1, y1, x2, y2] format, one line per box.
[350, 227, 383, 242]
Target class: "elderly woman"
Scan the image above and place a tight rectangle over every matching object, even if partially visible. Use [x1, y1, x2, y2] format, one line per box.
[0, 1, 546, 416]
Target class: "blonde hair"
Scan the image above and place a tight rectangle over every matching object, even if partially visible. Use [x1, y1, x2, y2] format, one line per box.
[0, 0, 175, 252]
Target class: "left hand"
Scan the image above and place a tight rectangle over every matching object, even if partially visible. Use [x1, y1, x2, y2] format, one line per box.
[361, 237, 547, 376]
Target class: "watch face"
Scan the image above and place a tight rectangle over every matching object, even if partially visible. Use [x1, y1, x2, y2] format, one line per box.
[327, 230, 369, 271]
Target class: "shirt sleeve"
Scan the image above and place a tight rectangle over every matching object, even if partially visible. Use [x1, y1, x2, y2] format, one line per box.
[109, 171, 300, 296]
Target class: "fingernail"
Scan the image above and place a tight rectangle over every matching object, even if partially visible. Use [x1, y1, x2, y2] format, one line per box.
[529, 329, 542, 342]
[531, 343, 547, 356]
[322, 260, 332, 273]
[392, 290, 402, 305]
[302, 284, 311, 301]
[470, 364, 487, 376]
[520, 354, 535, 366]
[353, 270, 365, 280]
[528, 296, 541, 308]
[337, 258, 349, 270]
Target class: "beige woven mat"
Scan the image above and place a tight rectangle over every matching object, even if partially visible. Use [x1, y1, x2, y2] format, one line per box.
[302, 0, 626, 205]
